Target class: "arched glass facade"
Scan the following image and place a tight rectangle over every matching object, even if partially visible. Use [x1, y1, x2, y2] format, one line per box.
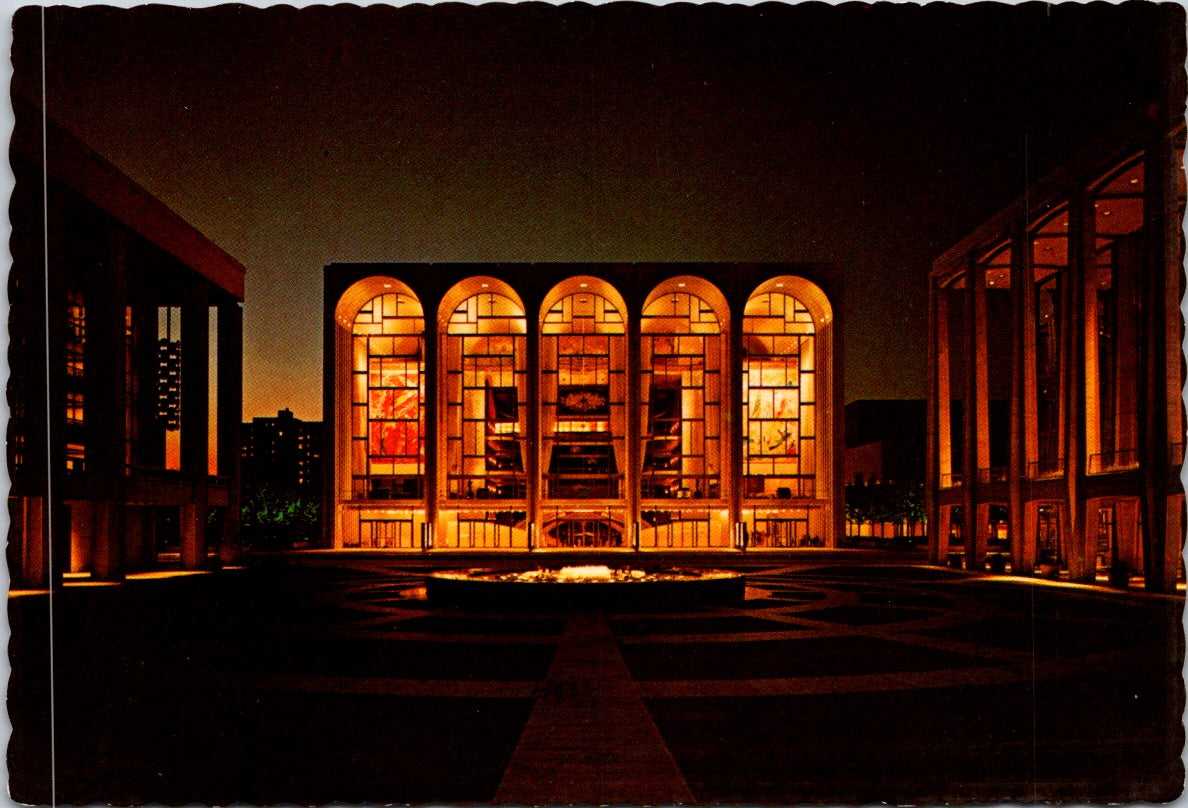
[329, 269, 840, 553]
[740, 279, 833, 547]
[638, 279, 729, 548]
[438, 279, 529, 549]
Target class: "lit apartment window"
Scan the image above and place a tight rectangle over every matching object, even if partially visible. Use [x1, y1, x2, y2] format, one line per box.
[66, 291, 85, 379]
[65, 442, 85, 473]
[65, 390, 84, 425]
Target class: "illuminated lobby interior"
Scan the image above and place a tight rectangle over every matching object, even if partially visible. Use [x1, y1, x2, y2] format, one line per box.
[324, 265, 843, 553]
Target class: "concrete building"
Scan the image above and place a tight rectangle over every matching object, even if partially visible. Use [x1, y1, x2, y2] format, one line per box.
[927, 118, 1185, 591]
[844, 399, 926, 486]
[8, 101, 245, 586]
[323, 264, 842, 551]
[242, 409, 323, 497]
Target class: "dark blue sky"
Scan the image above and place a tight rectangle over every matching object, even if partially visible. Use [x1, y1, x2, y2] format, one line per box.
[14, 2, 1184, 419]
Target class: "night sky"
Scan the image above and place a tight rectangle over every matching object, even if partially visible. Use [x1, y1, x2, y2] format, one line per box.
[12, 2, 1184, 420]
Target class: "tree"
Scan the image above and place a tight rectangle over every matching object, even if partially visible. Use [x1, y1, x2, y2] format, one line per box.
[240, 482, 321, 549]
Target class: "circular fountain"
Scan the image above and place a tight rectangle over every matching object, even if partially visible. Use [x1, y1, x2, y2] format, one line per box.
[426, 564, 745, 610]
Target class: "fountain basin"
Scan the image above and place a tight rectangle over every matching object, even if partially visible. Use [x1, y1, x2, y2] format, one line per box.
[426, 565, 745, 610]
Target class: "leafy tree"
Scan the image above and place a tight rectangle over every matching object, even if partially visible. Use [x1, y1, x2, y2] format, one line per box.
[240, 483, 321, 549]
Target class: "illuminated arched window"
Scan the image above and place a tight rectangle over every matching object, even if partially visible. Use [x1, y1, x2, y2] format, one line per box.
[440, 280, 528, 500]
[741, 279, 833, 548]
[540, 279, 627, 504]
[743, 291, 816, 497]
[350, 291, 425, 500]
[639, 281, 725, 500]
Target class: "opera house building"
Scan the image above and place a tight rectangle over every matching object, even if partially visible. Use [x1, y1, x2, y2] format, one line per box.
[323, 265, 842, 553]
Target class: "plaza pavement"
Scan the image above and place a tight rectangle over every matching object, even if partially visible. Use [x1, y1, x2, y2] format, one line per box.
[8, 556, 1184, 804]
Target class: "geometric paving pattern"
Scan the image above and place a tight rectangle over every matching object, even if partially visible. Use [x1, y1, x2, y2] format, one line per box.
[8, 560, 1183, 804]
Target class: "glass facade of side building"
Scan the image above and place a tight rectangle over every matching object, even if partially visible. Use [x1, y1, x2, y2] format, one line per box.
[324, 265, 842, 552]
[928, 122, 1186, 592]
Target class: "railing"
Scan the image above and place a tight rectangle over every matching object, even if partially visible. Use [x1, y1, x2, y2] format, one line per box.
[977, 467, 1008, 483]
[445, 474, 527, 500]
[1025, 458, 1064, 479]
[544, 473, 623, 499]
[741, 475, 816, 499]
[1087, 448, 1139, 475]
[939, 472, 963, 488]
[353, 475, 424, 500]
[1170, 442, 1184, 469]
[639, 473, 720, 500]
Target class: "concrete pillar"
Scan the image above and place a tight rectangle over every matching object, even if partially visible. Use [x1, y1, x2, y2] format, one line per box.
[926, 279, 941, 564]
[961, 260, 978, 568]
[423, 296, 437, 531]
[973, 259, 991, 487]
[180, 285, 210, 570]
[91, 501, 124, 581]
[1065, 192, 1092, 582]
[626, 302, 641, 549]
[179, 502, 205, 570]
[1138, 135, 1176, 592]
[1008, 221, 1029, 573]
[17, 496, 49, 588]
[1114, 498, 1142, 572]
[69, 500, 94, 574]
[729, 296, 745, 545]
[526, 302, 541, 547]
[217, 302, 243, 548]
[934, 505, 951, 560]
[974, 502, 990, 569]
[124, 506, 147, 570]
[1022, 500, 1040, 571]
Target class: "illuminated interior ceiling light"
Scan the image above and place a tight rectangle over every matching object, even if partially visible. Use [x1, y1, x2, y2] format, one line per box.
[678, 282, 686, 287]
[1130, 177, 1139, 184]
[579, 283, 588, 288]
[383, 283, 392, 288]
[1102, 209, 1112, 216]
[481, 283, 489, 288]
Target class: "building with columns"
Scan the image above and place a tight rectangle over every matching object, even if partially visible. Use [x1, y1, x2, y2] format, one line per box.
[8, 102, 245, 587]
[323, 264, 842, 552]
[927, 119, 1185, 592]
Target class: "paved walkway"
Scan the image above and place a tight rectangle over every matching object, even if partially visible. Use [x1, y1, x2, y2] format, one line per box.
[495, 612, 695, 804]
[7, 560, 1183, 804]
